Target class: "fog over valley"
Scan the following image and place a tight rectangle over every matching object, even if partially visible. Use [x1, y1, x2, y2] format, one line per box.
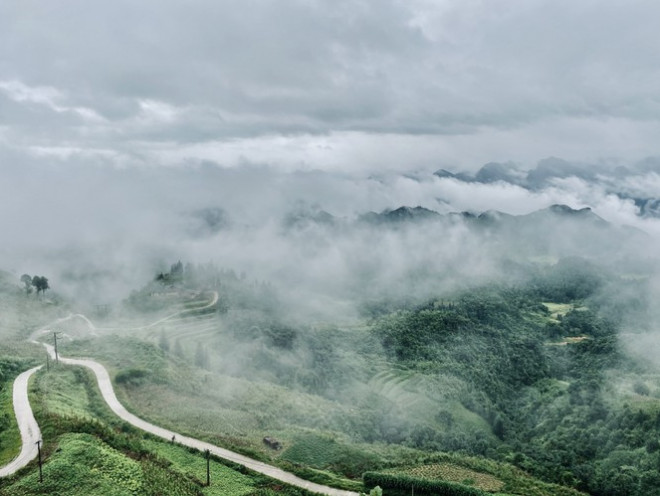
[1, 159, 658, 310]
[3, 2, 660, 496]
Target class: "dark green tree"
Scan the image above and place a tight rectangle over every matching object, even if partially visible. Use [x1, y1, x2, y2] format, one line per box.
[32, 276, 49, 295]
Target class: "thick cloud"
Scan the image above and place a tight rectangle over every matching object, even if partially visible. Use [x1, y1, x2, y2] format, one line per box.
[0, 156, 657, 308]
[2, 1, 660, 170]
[2, 2, 660, 304]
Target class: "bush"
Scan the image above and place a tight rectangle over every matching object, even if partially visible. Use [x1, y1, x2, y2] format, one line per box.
[115, 368, 149, 386]
[363, 472, 488, 495]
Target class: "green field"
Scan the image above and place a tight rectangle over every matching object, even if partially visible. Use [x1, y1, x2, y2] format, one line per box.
[0, 375, 21, 467]
[0, 362, 322, 495]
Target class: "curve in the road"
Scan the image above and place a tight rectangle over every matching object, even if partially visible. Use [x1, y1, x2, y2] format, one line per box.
[0, 366, 42, 477]
[1, 295, 359, 496]
[42, 344, 357, 496]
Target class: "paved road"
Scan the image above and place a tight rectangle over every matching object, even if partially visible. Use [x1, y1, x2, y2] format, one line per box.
[41, 344, 357, 496]
[0, 366, 42, 477]
[1, 295, 358, 495]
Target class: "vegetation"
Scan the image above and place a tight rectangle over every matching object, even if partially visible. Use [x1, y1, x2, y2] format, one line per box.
[34, 276, 49, 296]
[3, 257, 660, 495]
[0, 364, 26, 466]
[0, 362, 326, 495]
[363, 471, 488, 495]
[387, 463, 504, 492]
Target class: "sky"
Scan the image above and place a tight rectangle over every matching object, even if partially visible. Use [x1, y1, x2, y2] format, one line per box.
[1, 1, 660, 301]
[2, 0, 660, 173]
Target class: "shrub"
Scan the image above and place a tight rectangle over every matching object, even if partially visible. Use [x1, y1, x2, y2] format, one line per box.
[363, 472, 488, 495]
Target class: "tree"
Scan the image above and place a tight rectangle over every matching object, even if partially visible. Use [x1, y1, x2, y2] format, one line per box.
[20, 274, 33, 294]
[32, 276, 49, 295]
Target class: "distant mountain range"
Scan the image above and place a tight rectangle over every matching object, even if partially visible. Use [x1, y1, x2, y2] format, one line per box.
[433, 157, 660, 219]
[272, 202, 649, 268]
[285, 203, 611, 229]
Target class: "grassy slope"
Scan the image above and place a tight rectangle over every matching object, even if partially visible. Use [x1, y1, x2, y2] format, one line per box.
[0, 365, 318, 496]
[17, 288, 598, 495]
[0, 375, 21, 466]
[59, 331, 586, 495]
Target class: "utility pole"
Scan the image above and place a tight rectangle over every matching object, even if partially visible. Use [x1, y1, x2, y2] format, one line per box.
[53, 331, 62, 364]
[205, 449, 210, 486]
[46, 353, 49, 372]
[36, 440, 43, 482]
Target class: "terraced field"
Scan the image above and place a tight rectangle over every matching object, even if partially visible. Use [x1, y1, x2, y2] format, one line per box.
[388, 463, 505, 492]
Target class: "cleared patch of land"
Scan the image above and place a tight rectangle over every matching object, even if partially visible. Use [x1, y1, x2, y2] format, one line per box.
[388, 463, 505, 492]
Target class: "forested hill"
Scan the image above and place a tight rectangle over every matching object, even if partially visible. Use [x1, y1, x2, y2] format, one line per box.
[368, 269, 659, 496]
[120, 254, 660, 495]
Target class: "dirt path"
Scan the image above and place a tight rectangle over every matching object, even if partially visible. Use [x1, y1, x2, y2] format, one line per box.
[0, 366, 42, 477]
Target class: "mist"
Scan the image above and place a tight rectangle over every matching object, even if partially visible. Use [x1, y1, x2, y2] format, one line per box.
[0, 157, 657, 318]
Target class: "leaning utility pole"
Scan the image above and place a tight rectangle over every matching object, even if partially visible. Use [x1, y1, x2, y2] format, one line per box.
[53, 331, 62, 364]
[36, 440, 43, 482]
[205, 449, 210, 486]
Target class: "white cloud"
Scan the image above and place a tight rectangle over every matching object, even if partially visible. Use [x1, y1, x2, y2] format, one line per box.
[0, 0, 659, 169]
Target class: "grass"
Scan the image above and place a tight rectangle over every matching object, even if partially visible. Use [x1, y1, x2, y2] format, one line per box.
[0, 361, 326, 495]
[36, 368, 96, 420]
[57, 331, 585, 496]
[0, 433, 211, 496]
[387, 463, 504, 492]
[1, 433, 145, 496]
[393, 453, 587, 496]
[143, 440, 256, 496]
[541, 303, 572, 321]
[0, 376, 21, 466]
[541, 302, 587, 323]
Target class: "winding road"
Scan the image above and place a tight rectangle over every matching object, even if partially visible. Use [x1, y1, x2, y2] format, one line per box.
[0, 366, 42, 478]
[0, 293, 358, 495]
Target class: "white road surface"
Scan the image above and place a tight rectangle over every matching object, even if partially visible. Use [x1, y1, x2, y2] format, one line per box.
[0, 366, 42, 477]
[0, 296, 359, 495]
[44, 344, 358, 496]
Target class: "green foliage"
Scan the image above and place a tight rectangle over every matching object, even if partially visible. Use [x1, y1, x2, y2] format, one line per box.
[0, 370, 24, 465]
[7, 360, 328, 496]
[1, 433, 144, 495]
[115, 368, 150, 386]
[142, 440, 255, 495]
[24, 268, 658, 496]
[363, 471, 488, 495]
[390, 464, 504, 492]
[531, 257, 605, 302]
[280, 433, 381, 478]
[30, 276, 49, 295]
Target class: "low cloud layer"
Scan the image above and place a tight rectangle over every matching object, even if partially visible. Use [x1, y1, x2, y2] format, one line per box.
[1, 158, 658, 309]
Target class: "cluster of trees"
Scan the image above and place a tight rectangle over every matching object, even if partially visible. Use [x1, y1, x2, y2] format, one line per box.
[20, 273, 49, 295]
[368, 271, 660, 495]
